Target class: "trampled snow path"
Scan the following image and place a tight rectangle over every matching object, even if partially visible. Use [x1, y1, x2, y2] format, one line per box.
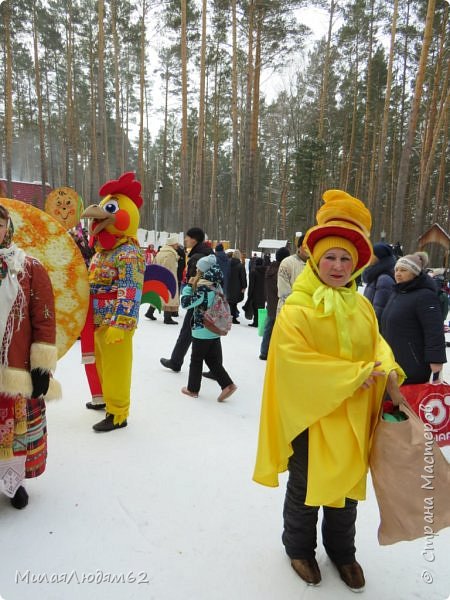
[1, 304, 450, 600]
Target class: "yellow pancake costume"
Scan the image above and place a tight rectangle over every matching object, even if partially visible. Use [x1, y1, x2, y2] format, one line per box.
[253, 190, 404, 508]
[81, 173, 145, 431]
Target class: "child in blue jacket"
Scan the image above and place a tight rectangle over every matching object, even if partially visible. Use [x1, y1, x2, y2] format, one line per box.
[180, 254, 237, 401]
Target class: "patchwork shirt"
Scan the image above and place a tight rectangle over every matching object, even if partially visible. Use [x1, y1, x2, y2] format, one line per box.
[88, 241, 145, 331]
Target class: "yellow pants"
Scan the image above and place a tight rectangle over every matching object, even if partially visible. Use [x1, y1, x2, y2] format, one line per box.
[94, 326, 134, 425]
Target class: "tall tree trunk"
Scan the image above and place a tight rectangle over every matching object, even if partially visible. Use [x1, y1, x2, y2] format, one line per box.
[355, 0, 374, 200]
[246, 4, 263, 252]
[44, 50, 55, 188]
[433, 106, 448, 224]
[393, 0, 436, 242]
[241, 0, 255, 253]
[32, 3, 48, 206]
[398, 0, 412, 151]
[65, 0, 74, 185]
[162, 62, 169, 230]
[374, 0, 398, 214]
[137, 0, 146, 190]
[111, 0, 123, 175]
[415, 75, 449, 238]
[414, 8, 449, 238]
[315, 0, 336, 212]
[192, 0, 207, 224]
[180, 0, 189, 231]
[344, 41, 359, 191]
[97, 0, 106, 184]
[230, 0, 240, 246]
[209, 43, 220, 238]
[89, 22, 99, 201]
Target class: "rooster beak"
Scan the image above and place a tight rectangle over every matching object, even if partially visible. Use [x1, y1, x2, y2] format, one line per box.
[81, 205, 115, 236]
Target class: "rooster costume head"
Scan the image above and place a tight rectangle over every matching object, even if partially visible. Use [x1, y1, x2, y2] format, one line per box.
[82, 172, 143, 250]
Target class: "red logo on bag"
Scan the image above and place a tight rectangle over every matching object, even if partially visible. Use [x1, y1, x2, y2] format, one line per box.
[419, 392, 450, 437]
[402, 383, 450, 447]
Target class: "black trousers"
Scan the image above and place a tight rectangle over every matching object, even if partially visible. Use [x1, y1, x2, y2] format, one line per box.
[282, 430, 357, 565]
[229, 302, 239, 319]
[187, 338, 233, 393]
[170, 308, 193, 369]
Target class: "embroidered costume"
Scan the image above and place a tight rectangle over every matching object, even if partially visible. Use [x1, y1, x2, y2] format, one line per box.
[0, 205, 60, 508]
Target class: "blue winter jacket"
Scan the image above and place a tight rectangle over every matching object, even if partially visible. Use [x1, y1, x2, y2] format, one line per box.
[363, 255, 395, 323]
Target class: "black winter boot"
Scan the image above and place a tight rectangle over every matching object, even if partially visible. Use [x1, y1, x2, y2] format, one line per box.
[93, 413, 127, 432]
[11, 486, 29, 509]
[164, 312, 178, 325]
[145, 306, 157, 320]
[160, 358, 181, 372]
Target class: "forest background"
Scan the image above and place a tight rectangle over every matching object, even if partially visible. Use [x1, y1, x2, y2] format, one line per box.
[0, 0, 448, 255]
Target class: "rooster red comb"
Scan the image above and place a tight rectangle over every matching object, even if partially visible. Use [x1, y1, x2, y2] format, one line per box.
[99, 172, 143, 209]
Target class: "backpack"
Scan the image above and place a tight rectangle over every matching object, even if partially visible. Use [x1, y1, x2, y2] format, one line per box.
[203, 290, 232, 336]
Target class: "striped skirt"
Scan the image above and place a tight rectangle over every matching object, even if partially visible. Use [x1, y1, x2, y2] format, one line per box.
[25, 396, 47, 479]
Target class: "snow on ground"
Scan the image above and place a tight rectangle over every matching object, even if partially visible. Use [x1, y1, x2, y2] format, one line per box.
[1, 304, 450, 600]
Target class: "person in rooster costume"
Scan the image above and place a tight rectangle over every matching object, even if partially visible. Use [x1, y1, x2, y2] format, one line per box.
[81, 172, 145, 432]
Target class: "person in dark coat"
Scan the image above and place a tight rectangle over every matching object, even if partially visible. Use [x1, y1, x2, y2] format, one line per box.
[259, 247, 290, 360]
[381, 252, 446, 384]
[362, 242, 396, 323]
[176, 245, 186, 289]
[249, 253, 258, 272]
[214, 243, 231, 295]
[431, 274, 449, 321]
[160, 228, 213, 372]
[244, 257, 267, 327]
[226, 250, 247, 324]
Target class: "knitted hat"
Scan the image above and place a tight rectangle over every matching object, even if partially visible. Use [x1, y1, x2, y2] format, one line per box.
[304, 189, 373, 273]
[373, 242, 394, 260]
[312, 236, 358, 267]
[276, 247, 290, 262]
[166, 235, 179, 246]
[196, 254, 217, 273]
[395, 252, 428, 276]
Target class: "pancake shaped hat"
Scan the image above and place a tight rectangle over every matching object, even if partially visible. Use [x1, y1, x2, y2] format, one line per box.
[304, 189, 373, 273]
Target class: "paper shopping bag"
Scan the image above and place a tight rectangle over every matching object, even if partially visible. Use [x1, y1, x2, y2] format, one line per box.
[369, 402, 450, 545]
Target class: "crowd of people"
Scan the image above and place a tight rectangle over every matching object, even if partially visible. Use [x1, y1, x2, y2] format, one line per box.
[1, 185, 449, 595]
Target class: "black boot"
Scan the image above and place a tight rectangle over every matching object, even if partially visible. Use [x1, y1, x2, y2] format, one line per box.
[164, 312, 178, 325]
[145, 306, 157, 320]
[160, 358, 181, 372]
[93, 413, 127, 432]
[11, 486, 29, 509]
[86, 401, 106, 410]
[232, 318, 240, 324]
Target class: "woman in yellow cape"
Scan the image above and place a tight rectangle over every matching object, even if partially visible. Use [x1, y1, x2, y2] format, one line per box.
[253, 190, 405, 592]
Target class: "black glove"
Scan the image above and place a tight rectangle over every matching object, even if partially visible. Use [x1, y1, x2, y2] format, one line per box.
[31, 369, 50, 398]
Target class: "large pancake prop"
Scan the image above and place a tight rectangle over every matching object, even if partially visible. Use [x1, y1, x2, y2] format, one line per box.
[45, 186, 84, 230]
[0, 198, 89, 358]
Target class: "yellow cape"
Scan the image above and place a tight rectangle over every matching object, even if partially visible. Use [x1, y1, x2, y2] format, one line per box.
[253, 263, 404, 507]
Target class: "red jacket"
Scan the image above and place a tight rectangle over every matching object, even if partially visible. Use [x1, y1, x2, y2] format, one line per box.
[0, 257, 59, 399]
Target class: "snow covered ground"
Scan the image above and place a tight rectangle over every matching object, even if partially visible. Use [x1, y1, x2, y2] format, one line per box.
[1, 303, 450, 600]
